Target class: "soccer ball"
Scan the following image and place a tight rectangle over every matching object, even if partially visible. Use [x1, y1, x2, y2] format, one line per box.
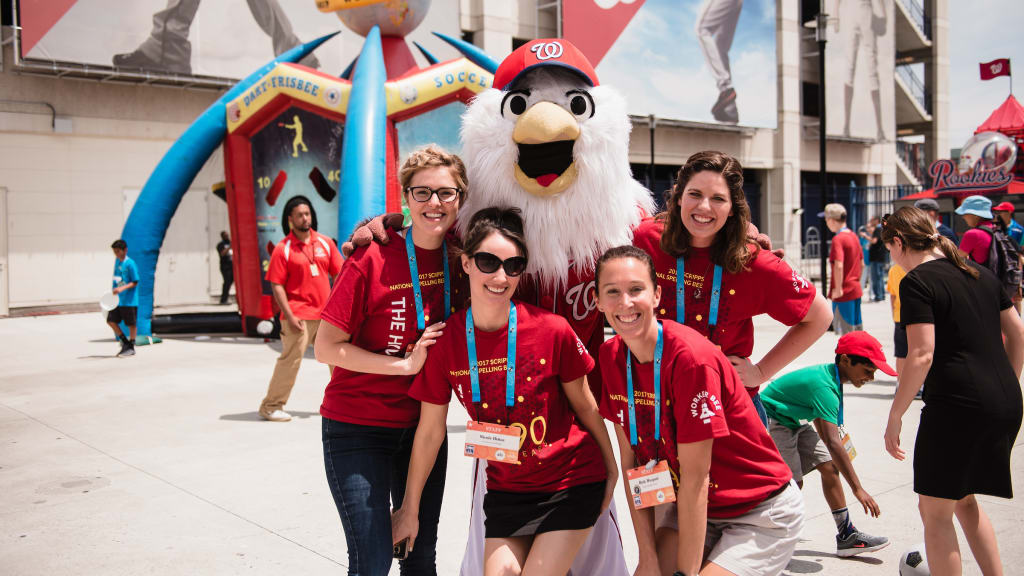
[899, 543, 929, 575]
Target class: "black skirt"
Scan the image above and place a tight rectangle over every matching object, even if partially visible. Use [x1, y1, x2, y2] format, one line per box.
[483, 480, 606, 538]
[914, 403, 1022, 500]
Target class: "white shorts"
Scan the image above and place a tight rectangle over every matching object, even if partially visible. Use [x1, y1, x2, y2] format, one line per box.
[705, 481, 804, 576]
[651, 481, 804, 574]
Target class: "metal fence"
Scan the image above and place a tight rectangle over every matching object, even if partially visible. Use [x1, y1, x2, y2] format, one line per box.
[897, 65, 931, 115]
[896, 0, 932, 40]
[849, 184, 923, 228]
[797, 184, 922, 281]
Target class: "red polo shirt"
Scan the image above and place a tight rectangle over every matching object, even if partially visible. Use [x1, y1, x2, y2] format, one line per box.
[829, 229, 863, 302]
[265, 230, 342, 320]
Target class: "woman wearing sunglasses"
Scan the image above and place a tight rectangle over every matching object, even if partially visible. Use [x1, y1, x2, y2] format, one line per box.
[881, 207, 1024, 576]
[594, 245, 803, 576]
[391, 207, 618, 576]
[314, 146, 468, 575]
[631, 151, 831, 423]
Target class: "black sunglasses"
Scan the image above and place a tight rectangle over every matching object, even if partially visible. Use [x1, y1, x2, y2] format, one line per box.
[471, 252, 528, 277]
[405, 186, 460, 203]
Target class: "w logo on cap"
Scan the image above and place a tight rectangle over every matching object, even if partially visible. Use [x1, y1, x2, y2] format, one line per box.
[531, 41, 564, 61]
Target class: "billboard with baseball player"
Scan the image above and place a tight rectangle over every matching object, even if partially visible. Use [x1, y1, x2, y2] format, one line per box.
[564, 0, 777, 128]
[823, 0, 895, 141]
[15, 0, 459, 81]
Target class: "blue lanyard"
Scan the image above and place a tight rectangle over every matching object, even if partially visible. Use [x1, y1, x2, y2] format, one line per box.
[675, 256, 723, 328]
[466, 302, 517, 414]
[833, 364, 844, 427]
[405, 230, 450, 331]
[626, 322, 664, 446]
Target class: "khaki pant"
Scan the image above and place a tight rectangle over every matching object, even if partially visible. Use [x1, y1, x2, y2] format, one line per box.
[259, 318, 330, 415]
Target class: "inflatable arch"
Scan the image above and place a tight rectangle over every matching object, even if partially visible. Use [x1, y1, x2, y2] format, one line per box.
[122, 25, 498, 336]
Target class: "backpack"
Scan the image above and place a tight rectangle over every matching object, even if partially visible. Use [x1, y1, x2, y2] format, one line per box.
[977, 225, 1022, 295]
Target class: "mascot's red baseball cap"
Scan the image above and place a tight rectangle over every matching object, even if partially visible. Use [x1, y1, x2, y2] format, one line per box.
[493, 38, 599, 91]
[835, 331, 897, 376]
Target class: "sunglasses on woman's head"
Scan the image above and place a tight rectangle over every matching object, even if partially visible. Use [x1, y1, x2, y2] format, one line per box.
[472, 252, 528, 277]
[405, 186, 460, 203]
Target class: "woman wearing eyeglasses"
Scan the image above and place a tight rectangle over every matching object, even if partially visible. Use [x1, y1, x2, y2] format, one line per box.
[314, 146, 469, 575]
[881, 206, 1024, 576]
[390, 207, 619, 576]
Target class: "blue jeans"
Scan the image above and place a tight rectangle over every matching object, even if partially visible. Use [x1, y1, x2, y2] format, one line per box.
[869, 262, 886, 301]
[322, 418, 447, 576]
[752, 392, 768, 428]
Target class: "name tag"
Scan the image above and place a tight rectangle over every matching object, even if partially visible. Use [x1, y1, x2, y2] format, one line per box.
[626, 460, 676, 510]
[310, 263, 320, 277]
[842, 431, 857, 461]
[464, 421, 520, 464]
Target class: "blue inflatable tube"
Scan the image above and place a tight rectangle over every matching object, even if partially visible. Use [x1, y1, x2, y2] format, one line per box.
[338, 26, 387, 242]
[432, 31, 499, 73]
[120, 32, 338, 337]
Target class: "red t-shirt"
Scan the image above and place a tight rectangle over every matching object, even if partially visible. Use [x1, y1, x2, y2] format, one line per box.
[959, 223, 995, 265]
[598, 331, 682, 489]
[409, 302, 607, 493]
[265, 230, 343, 319]
[320, 229, 468, 428]
[828, 229, 863, 302]
[632, 218, 816, 359]
[517, 267, 606, 394]
[631, 320, 792, 517]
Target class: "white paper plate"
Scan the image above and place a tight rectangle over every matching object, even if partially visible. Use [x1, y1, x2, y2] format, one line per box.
[99, 292, 118, 311]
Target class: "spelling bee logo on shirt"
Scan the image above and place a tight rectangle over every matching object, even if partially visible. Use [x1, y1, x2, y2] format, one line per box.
[791, 270, 809, 293]
[690, 391, 722, 424]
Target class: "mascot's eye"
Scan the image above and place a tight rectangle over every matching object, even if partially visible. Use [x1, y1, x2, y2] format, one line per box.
[567, 91, 594, 118]
[502, 91, 530, 117]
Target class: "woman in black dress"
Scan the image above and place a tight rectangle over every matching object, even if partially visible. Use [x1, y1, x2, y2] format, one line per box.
[881, 206, 1024, 576]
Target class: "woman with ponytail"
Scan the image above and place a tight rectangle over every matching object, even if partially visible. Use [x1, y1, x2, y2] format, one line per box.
[882, 205, 1024, 576]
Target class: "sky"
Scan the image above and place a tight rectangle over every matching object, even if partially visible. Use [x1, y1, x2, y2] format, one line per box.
[948, 0, 1024, 153]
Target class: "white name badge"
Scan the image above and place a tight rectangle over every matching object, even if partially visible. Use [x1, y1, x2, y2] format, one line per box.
[464, 421, 520, 464]
[626, 460, 677, 510]
[310, 263, 320, 277]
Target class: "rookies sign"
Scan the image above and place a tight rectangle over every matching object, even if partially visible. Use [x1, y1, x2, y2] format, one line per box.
[929, 159, 1013, 195]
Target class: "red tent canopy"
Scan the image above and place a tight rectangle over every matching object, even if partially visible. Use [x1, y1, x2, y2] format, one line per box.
[975, 95, 1024, 137]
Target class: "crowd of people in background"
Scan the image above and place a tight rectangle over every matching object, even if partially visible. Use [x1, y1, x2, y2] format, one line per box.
[101, 147, 1022, 576]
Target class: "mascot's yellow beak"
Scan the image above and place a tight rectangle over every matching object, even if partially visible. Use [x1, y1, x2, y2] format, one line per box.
[512, 102, 580, 197]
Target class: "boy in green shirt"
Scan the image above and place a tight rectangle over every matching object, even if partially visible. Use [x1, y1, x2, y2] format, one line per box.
[761, 331, 896, 558]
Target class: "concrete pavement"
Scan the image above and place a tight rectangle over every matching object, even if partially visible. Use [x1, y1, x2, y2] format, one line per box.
[1, 298, 1022, 575]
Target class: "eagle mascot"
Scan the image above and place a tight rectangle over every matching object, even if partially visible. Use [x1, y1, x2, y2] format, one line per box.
[458, 38, 653, 576]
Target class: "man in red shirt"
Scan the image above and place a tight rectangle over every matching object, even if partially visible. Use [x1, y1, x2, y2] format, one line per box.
[259, 196, 342, 422]
[824, 203, 863, 335]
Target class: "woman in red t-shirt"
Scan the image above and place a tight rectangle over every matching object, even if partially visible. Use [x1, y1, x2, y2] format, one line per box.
[391, 207, 619, 575]
[595, 245, 803, 576]
[314, 146, 468, 575]
[631, 151, 831, 421]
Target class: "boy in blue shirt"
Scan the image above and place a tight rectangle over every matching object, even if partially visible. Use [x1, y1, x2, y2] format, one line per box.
[761, 331, 896, 557]
[108, 239, 139, 357]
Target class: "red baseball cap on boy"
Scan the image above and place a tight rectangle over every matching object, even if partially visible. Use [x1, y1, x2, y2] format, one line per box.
[836, 331, 897, 376]
[493, 38, 599, 91]
[993, 201, 1015, 212]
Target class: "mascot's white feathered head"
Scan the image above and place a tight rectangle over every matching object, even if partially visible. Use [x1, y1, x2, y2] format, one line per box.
[458, 39, 654, 290]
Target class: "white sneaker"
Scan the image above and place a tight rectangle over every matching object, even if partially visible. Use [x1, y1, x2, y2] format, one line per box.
[262, 409, 292, 422]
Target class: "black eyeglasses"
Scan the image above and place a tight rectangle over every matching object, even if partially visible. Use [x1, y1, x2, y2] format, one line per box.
[471, 252, 528, 277]
[405, 186, 460, 203]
